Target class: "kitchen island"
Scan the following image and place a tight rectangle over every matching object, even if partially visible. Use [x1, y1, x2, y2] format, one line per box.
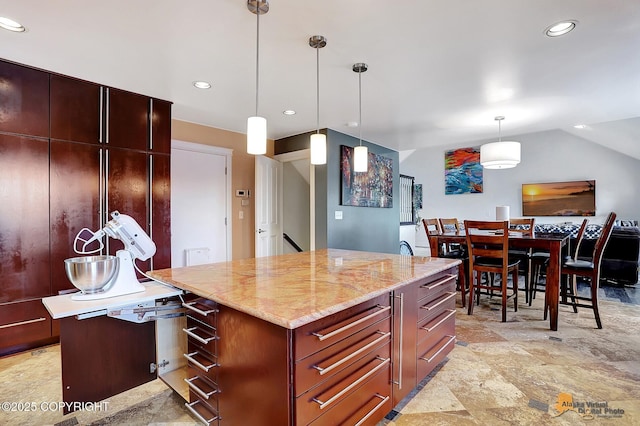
[148, 249, 460, 425]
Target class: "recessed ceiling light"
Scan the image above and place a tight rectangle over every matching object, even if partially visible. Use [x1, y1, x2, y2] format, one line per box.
[282, 110, 296, 115]
[193, 81, 211, 89]
[573, 124, 587, 129]
[0, 17, 26, 32]
[545, 20, 577, 37]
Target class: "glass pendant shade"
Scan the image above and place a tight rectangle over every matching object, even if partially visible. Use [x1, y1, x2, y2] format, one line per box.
[480, 141, 521, 169]
[310, 133, 326, 165]
[353, 145, 368, 172]
[247, 116, 267, 155]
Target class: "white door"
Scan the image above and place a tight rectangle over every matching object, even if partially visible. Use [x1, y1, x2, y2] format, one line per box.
[171, 141, 231, 266]
[255, 155, 283, 257]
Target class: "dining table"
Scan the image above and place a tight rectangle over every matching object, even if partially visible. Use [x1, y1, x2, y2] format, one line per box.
[429, 230, 570, 331]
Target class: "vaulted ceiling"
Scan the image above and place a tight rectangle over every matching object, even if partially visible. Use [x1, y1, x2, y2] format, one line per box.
[1, 1, 639, 157]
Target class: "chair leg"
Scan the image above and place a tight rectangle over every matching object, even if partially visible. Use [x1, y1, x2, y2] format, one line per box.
[591, 276, 602, 329]
[458, 264, 466, 308]
[512, 270, 518, 312]
[467, 271, 475, 315]
[501, 274, 508, 322]
[569, 275, 578, 313]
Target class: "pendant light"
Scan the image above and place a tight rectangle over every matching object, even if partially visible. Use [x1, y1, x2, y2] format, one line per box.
[480, 116, 521, 169]
[353, 63, 368, 172]
[246, 0, 269, 155]
[309, 35, 327, 165]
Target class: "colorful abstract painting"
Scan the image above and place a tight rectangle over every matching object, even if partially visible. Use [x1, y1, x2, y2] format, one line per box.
[341, 145, 393, 208]
[444, 147, 483, 194]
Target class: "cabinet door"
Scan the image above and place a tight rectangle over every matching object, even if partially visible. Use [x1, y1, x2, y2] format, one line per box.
[50, 75, 102, 144]
[106, 148, 150, 273]
[50, 140, 102, 295]
[107, 88, 149, 150]
[392, 283, 418, 406]
[150, 99, 171, 154]
[0, 299, 52, 355]
[0, 60, 49, 138]
[150, 154, 171, 269]
[0, 134, 50, 303]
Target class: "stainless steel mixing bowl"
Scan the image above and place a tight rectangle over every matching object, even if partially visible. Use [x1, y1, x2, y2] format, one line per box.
[64, 255, 119, 294]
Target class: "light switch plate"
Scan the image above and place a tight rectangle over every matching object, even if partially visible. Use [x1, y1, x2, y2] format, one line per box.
[335, 210, 343, 220]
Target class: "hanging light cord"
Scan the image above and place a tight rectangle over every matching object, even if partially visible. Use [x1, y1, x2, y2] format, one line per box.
[316, 43, 320, 134]
[358, 70, 362, 146]
[255, 7, 260, 117]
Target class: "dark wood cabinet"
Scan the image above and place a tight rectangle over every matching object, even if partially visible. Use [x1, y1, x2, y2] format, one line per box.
[0, 58, 172, 356]
[107, 88, 149, 151]
[151, 99, 172, 154]
[50, 75, 102, 145]
[0, 134, 50, 303]
[151, 154, 172, 270]
[0, 60, 49, 138]
[0, 299, 53, 351]
[392, 282, 418, 406]
[107, 147, 151, 273]
[50, 140, 102, 296]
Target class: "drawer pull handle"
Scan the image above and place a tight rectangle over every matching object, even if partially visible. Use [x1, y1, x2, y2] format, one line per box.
[354, 394, 390, 426]
[182, 301, 218, 317]
[312, 305, 391, 341]
[184, 400, 218, 425]
[420, 310, 455, 332]
[312, 356, 390, 410]
[184, 352, 218, 372]
[183, 327, 217, 345]
[184, 377, 218, 400]
[422, 274, 456, 290]
[420, 292, 456, 311]
[419, 335, 456, 364]
[0, 317, 46, 329]
[312, 331, 391, 376]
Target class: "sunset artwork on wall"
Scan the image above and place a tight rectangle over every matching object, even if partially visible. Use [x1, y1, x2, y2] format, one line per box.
[444, 146, 483, 194]
[522, 180, 596, 216]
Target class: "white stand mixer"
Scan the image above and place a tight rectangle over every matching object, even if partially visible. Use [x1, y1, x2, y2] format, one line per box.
[67, 211, 156, 301]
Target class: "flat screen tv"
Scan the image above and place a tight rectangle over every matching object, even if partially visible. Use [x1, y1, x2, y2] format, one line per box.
[522, 180, 595, 216]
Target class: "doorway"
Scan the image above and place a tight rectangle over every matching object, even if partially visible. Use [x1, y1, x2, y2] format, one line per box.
[171, 140, 232, 266]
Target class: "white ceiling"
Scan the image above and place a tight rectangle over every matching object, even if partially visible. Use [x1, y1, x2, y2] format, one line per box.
[1, 1, 639, 158]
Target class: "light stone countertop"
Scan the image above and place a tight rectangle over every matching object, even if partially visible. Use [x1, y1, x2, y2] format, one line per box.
[147, 249, 460, 329]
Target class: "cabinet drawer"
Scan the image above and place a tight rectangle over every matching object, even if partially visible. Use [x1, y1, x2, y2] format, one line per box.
[417, 309, 456, 348]
[417, 270, 457, 303]
[295, 293, 391, 361]
[295, 318, 391, 396]
[297, 354, 391, 425]
[417, 333, 456, 381]
[184, 399, 219, 425]
[185, 316, 217, 356]
[0, 300, 51, 349]
[182, 297, 218, 327]
[184, 348, 219, 381]
[418, 290, 456, 323]
[308, 364, 392, 426]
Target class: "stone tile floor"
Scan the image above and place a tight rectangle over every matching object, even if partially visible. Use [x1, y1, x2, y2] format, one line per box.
[0, 283, 638, 426]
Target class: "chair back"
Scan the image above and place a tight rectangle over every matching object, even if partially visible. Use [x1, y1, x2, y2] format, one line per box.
[422, 218, 442, 236]
[464, 220, 510, 269]
[509, 218, 535, 237]
[591, 212, 617, 267]
[572, 218, 589, 261]
[439, 218, 460, 234]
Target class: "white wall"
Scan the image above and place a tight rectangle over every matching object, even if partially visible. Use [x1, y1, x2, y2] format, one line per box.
[401, 129, 640, 239]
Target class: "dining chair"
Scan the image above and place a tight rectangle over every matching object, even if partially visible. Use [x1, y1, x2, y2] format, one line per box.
[423, 218, 469, 307]
[508, 218, 535, 304]
[531, 218, 588, 308]
[464, 220, 520, 322]
[560, 212, 617, 328]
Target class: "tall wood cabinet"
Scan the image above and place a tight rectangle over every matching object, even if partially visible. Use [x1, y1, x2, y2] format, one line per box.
[0, 58, 172, 356]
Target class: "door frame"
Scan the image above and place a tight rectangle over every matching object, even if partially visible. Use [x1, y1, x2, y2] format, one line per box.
[273, 149, 316, 250]
[171, 139, 232, 261]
